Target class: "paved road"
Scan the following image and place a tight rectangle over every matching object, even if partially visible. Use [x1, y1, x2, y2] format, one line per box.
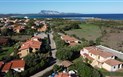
[49, 32, 57, 59]
[31, 31, 58, 77]
[31, 64, 55, 77]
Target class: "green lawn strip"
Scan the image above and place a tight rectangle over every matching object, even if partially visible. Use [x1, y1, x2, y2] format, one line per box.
[102, 72, 123, 76]
[98, 68, 123, 76]
[73, 56, 83, 63]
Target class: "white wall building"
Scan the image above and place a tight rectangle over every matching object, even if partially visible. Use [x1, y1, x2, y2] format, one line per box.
[80, 46, 123, 71]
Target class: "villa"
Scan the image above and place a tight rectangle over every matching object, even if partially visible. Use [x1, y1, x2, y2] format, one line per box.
[18, 36, 42, 58]
[61, 35, 80, 46]
[1, 60, 25, 73]
[11, 60, 25, 72]
[80, 46, 123, 71]
[13, 25, 25, 33]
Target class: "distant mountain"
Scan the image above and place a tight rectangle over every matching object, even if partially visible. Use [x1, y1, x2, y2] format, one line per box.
[0, 10, 82, 17]
[39, 10, 62, 15]
[39, 10, 81, 15]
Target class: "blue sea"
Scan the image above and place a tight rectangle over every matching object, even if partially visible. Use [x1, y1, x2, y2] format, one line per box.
[14, 14, 123, 20]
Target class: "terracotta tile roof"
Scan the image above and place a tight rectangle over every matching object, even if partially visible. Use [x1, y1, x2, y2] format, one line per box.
[84, 46, 96, 51]
[104, 59, 123, 66]
[85, 46, 114, 58]
[2, 62, 12, 72]
[55, 72, 69, 77]
[19, 38, 42, 50]
[13, 26, 25, 30]
[83, 53, 94, 61]
[11, 60, 25, 69]
[99, 51, 114, 58]
[62, 35, 78, 42]
[61, 60, 73, 67]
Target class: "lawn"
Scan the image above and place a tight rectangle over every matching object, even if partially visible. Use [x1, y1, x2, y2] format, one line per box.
[11, 35, 32, 41]
[0, 47, 14, 60]
[73, 56, 83, 63]
[65, 23, 102, 41]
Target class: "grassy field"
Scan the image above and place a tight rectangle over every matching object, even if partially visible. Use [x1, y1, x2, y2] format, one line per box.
[65, 23, 102, 41]
[0, 47, 14, 60]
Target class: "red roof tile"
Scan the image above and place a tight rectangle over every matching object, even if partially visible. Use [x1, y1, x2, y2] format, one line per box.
[84, 46, 114, 58]
[62, 35, 78, 42]
[11, 60, 25, 68]
[104, 59, 123, 66]
[19, 38, 42, 50]
[84, 46, 95, 50]
[83, 53, 94, 61]
[2, 62, 12, 72]
[55, 73, 69, 77]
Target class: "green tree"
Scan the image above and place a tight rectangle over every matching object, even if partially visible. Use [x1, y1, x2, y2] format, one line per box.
[1, 27, 8, 36]
[5, 70, 14, 77]
[53, 64, 61, 72]
[69, 61, 103, 77]
[89, 40, 95, 46]
[56, 47, 73, 60]
[27, 19, 34, 27]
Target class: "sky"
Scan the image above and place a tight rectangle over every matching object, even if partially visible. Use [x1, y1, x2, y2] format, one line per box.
[0, 0, 123, 14]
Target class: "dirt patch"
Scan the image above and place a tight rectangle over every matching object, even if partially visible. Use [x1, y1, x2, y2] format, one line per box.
[101, 28, 123, 52]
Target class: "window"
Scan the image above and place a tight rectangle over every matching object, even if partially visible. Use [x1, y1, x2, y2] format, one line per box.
[36, 48, 38, 50]
[118, 64, 120, 68]
[98, 56, 100, 59]
[111, 56, 114, 59]
[114, 66, 115, 69]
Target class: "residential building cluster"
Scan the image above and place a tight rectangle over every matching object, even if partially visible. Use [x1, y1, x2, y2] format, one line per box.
[80, 46, 123, 71]
[0, 17, 48, 34]
[18, 36, 42, 58]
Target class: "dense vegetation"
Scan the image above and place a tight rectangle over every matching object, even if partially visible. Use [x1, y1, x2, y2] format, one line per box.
[53, 33, 83, 61]
[69, 61, 104, 77]
[49, 19, 81, 32]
